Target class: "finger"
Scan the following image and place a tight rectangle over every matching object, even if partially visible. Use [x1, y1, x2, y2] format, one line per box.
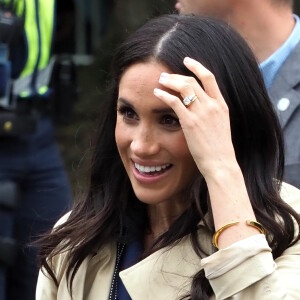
[159, 72, 207, 102]
[153, 88, 190, 120]
[183, 57, 223, 100]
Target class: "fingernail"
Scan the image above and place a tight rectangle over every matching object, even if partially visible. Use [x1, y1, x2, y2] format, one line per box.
[184, 57, 193, 64]
[159, 72, 169, 83]
[153, 88, 162, 96]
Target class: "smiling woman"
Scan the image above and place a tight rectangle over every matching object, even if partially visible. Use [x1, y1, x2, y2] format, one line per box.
[36, 14, 300, 300]
[115, 62, 198, 209]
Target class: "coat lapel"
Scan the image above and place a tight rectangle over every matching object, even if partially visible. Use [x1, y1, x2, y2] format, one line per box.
[56, 244, 117, 300]
[120, 226, 213, 300]
[84, 244, 117, 300]
[269, 43, 300, 129]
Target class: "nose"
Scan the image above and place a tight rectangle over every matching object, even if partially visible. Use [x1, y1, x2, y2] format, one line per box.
[130, 125, 160, 157]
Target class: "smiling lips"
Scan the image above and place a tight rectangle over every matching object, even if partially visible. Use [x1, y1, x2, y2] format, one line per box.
[134, 162, 172, 175]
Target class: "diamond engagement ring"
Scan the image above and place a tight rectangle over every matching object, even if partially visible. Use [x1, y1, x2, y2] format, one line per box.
[183, 94, 197, 107]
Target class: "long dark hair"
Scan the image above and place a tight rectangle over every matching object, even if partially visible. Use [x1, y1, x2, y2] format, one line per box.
[39, 15, 300, 299]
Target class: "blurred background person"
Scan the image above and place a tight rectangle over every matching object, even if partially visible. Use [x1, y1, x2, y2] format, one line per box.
[0, 0, 72, 299]
[175, 0, 300, 189]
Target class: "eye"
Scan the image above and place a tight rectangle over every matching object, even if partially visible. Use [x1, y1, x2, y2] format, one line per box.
[161, 115, 180, 127]
[117, 105, 138, 122]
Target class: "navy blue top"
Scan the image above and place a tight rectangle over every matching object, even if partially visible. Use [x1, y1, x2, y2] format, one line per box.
[116, 240, 143, 299]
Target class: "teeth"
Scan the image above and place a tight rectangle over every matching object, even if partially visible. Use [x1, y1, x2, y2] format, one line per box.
[135, 162, 170, 173]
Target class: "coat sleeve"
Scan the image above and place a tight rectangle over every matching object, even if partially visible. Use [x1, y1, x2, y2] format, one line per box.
[201, 183, 300, 300]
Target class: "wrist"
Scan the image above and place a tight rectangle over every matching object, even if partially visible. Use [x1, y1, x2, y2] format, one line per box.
[213, 220, 265, 249]
[202, 161, 243, 186]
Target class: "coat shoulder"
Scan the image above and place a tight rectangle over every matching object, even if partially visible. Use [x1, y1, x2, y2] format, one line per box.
[280, 182, 300, 213]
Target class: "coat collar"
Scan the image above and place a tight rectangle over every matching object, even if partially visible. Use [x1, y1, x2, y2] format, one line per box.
[54, 217, 213, 300]
[119, 226, 213, 300]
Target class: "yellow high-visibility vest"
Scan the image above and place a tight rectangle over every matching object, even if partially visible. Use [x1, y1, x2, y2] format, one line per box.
[6, 0, 55, 97]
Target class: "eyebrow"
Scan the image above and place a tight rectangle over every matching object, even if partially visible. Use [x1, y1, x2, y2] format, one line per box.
[117, 97, 175, 114]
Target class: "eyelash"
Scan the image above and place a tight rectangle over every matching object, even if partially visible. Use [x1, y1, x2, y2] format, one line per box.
[117, 105, 180, 128]
[117, 106, 138, 121]
[161, 115, 180, 127]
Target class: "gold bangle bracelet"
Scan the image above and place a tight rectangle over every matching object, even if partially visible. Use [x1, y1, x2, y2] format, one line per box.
[246, 220, 265, 235]
[212, 220, 265, 249]
[212, 221, 239, 249]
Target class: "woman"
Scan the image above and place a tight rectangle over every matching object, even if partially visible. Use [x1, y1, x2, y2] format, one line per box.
[36, 15, 300, 299]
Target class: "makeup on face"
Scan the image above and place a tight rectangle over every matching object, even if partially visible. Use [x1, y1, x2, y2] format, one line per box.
[115, 61, 198, 209]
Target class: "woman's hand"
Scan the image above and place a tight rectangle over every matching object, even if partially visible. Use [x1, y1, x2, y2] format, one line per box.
[154, 57, 238, 179]
[154, 57, 259, 248]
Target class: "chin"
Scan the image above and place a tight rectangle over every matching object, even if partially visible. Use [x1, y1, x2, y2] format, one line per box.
[135, 194, 166, 206]
[133, 189, 170, 206]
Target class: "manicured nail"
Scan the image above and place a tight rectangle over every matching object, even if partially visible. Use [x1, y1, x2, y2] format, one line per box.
[159, 72, 169, 83]
[184, 57, 193, 64]
[153, 88, 162, 96]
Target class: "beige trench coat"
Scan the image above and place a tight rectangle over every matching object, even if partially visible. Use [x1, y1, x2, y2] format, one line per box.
[36, 182, 300, 299]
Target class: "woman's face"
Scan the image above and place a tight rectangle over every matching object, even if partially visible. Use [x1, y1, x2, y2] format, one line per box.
[115, 61, 198, 209]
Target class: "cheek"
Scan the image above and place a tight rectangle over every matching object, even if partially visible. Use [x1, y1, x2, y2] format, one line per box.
[172, 135, 197, 169]
[171, 134, 190, 156]
[115, 118, 129, 152]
